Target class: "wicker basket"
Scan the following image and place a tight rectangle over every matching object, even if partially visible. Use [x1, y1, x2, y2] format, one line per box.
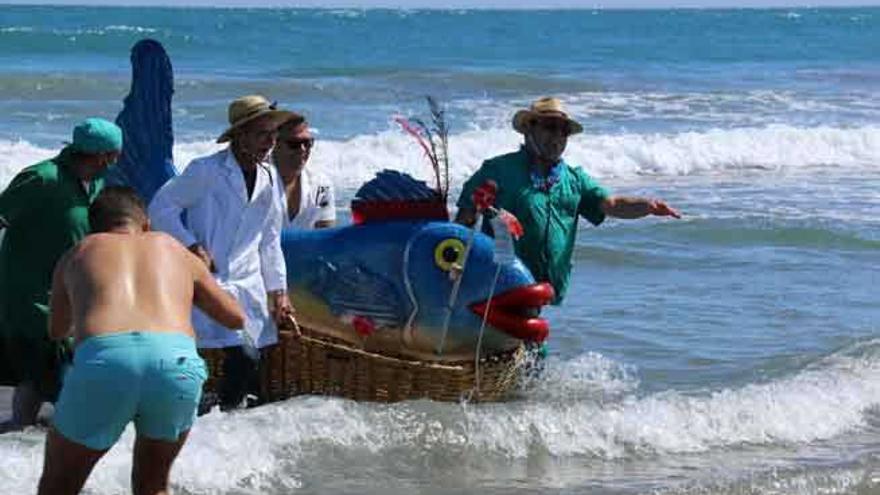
[199, 326, 526, 403]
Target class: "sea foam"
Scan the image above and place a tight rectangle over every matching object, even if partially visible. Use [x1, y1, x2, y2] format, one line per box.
[2, 124, 878, 197]
[0, 341, 877, 494]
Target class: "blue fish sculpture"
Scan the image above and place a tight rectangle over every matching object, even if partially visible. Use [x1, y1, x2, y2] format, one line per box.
[283, 171, 553, 360]
[113, 39, 553, 360]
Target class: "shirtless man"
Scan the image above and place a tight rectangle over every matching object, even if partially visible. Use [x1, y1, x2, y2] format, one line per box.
[38, 186, 245, 495]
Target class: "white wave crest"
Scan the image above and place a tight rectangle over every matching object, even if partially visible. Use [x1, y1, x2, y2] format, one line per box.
[0, 27, 35, 33]
[0, 347, 877, 493]
[178, 124, 880, 193]
[0, 140, 55, 188]
[2, 125, 879, 194]
[104, 25, 158, 34]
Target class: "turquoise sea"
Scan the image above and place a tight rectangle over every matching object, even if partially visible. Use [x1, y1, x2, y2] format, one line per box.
[0, 6, 878, 494]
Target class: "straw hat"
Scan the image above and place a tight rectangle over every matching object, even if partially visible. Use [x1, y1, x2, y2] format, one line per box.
[216, 95, 294, 143]
[512, 97, 583, 135]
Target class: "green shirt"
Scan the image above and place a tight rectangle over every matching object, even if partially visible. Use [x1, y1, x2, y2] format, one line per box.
[457, 147, 608, 303]
[0, 152, 104, 341]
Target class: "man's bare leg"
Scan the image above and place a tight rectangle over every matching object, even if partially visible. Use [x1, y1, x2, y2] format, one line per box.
[12, 381, 41, 427]
[37, 428, 107, 495]
[132, 431, 189, 495]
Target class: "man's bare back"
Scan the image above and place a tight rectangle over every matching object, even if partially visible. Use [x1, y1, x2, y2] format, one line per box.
[50, 231, 243, 343]
[52, 232, 241, 341]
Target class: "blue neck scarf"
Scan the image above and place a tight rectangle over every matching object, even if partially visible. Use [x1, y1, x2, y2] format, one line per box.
[530, 162, 562, 192]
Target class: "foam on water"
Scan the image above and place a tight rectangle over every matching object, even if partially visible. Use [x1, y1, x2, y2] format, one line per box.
[0, 341, 876, 494]
[2, 124, 878, 196]
[0, 139, 55, 187]
[463, 90, 880, 130]
[657, 464, 880, 495]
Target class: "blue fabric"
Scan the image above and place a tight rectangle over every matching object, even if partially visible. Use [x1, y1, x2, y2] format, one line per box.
[109, 39, 176, 205]
[529, 161, 563, 192]
[70, 118, 123, 154]
[53, 331, 206, 451]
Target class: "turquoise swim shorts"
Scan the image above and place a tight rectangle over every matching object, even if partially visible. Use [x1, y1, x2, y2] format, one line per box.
[53, 331, 207, 451]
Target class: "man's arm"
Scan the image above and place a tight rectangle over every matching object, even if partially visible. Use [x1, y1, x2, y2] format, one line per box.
[189, 248, 245, 329]
[48, 251, 73, 340]
[260, 176, 292, 323]
[148, 158, 207, 248]
[600, 196, 681, 220]
[149, 159, 217, 269]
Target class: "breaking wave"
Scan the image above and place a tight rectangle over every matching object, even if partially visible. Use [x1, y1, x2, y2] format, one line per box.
[0, 340, 877, 494]
[2, 124, 877, 197]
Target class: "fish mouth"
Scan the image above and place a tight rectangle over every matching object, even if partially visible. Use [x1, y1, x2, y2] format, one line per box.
[469, 283, 554, 342]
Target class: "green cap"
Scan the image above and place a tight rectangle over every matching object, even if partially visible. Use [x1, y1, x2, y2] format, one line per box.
[70, 118, 123, 154]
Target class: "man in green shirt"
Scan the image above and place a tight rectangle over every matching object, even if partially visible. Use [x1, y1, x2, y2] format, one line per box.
[456, 97, 679, 304]
[0, 118, 122, 429]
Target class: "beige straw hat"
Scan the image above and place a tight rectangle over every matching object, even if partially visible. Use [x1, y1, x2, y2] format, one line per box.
[512, 96, 583, 135]
[216, 95, 294, 143]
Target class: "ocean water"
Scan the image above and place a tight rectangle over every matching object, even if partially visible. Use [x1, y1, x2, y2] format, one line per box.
[0, 6, 879, 495]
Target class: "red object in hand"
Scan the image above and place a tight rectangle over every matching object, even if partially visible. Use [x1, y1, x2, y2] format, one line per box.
[497, 209, 524, 239]
[472, 180, 498, 211]
[352, 315, 375, 337]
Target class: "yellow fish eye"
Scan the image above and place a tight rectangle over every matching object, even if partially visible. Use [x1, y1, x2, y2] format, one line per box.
[434, 238, 466, 272]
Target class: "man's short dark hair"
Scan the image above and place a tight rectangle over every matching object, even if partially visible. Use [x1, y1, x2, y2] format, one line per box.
[88, 186, 148, 233]
[280, 112, 306, 131]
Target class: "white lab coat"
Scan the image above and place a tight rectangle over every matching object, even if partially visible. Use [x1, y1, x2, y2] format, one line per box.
[149, 148, 286, 349]
[276, 169, 336, 230]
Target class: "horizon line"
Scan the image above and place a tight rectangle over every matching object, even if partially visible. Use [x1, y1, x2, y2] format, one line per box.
[2, 2, 879, 9]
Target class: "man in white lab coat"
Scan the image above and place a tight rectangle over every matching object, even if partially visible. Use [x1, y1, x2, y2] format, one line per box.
[272, 114, 336, 230]
[149, 95, 294, 410]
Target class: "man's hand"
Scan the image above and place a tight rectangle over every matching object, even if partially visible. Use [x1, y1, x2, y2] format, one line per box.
[188, 243, 216, 272]
[268, 290, 294, 327]
[602, 196, 682, 220]
[648, 199, 681, 219]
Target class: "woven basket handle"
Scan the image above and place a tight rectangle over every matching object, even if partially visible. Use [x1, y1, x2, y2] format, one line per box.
[279, 313, 302, 336]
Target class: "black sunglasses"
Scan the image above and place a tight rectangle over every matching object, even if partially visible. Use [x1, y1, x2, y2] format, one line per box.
[285, 137, 314, 150]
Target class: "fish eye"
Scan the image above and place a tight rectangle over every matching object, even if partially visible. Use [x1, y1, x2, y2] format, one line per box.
[434, 238, 466, 272]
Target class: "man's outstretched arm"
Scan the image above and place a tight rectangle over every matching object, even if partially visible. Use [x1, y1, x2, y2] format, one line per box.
[601, 196, 681, 220]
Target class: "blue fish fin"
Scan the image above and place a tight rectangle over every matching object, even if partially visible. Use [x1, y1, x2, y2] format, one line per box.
[310, 259, 405, 328]
[351, 170, 448, 223]
[107, 39, 176, 205]
[354, 170, 438, 202]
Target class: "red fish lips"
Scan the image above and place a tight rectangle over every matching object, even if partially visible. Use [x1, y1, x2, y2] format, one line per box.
[469, 282, 554, 342]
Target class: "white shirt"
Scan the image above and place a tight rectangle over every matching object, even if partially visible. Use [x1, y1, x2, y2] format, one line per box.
[149, 148, 286, 349]
[277, 169, 336, 230]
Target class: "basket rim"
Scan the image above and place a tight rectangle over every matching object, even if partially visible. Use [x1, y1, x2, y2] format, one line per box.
[292, 331, 522, 370]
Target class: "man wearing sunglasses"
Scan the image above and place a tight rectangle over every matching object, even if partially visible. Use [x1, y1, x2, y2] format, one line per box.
[456, 96, 680, 305]
[271, 114, 336, 230]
